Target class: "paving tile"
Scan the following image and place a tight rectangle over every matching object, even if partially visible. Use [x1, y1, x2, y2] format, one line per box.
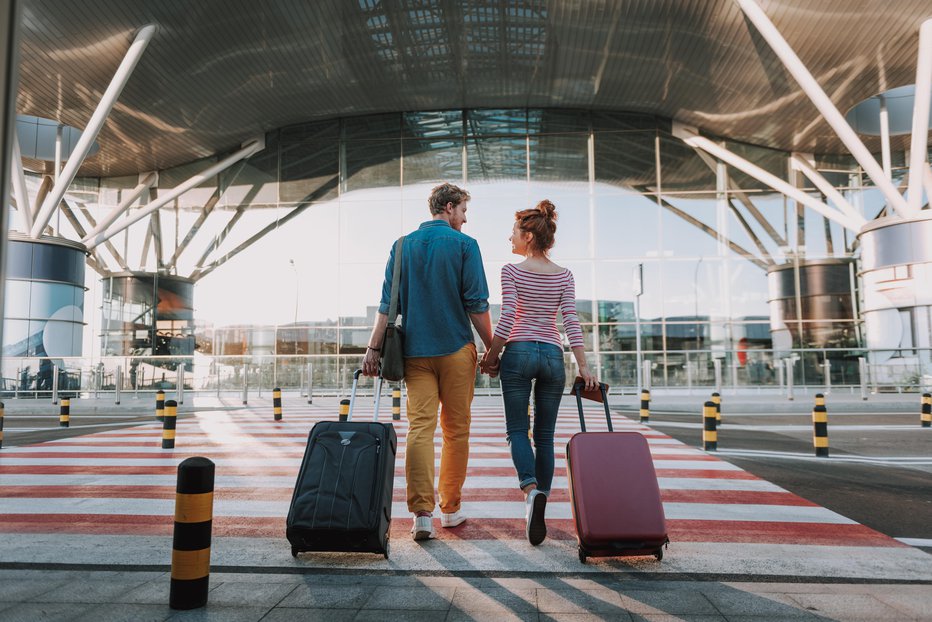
[0, 602, 94, 621]
[614, 590, 719, 615]
[111, 579, 172, 604]
[701, 590, 817, 618]
[787, 593, 921, 620]
[28, 579, 152, 604]
[277, 585, 372, 608]
[0, 579, 68, 603]
[540, 614, 628, 622]
[72, 603, 173, 622]
[448, 610, 538, 622]
[873, 588, 932, 619]
[361, 586, 455, 611]
[535, 588, 629, 615]
[450, 587, 537, 613]
[262, 609, 357, 622]
[164, 605, 271, 621]
[629, 616, 727, 622]
[203, 581, 297, 606]
[355, 610, 448, 622]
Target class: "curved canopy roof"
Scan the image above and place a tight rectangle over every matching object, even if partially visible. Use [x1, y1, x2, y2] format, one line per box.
[16, 0, 931, 177]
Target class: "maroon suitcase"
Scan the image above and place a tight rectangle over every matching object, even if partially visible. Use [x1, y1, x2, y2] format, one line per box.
[566, 381, 669, 563]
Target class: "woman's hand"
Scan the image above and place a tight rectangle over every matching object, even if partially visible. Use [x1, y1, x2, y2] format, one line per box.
[578, 364, 597, 392]
[480, 351, 500, 378]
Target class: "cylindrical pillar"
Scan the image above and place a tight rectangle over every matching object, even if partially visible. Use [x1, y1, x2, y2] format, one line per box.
[306, 362, 313, 404]
[339, 398, 350, 422]
[59, 398, 70, 428]
[786, 359, 794, 401]
[921, 393, 931, 428]
[711, 392, 722, 426]
[156, 390, 166, 422]
[169, 456, 214, 610]
[0, 401, 5, 449]
[162, 400, 178, 449]
[273, 388, 283, 421]
[812, 404, 829, 457]
[242, 364, 248, 405]
[859, 357, 869, 400]
[702, 401, 717, 451]
[713, 359, 722, 393]
[392, 388, 401, 421]
[178, 364, 185, 405]
[642, 359, 652, 391]
[51, 364, 59, 405]
[639, 389, 650, 423]
[823, 359, 831, 394]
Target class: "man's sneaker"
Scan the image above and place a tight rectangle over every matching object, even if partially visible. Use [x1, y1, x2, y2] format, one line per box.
[525, 489, 547, 545]
[440, 510, 467, 528]
[411, 514, 434, 541]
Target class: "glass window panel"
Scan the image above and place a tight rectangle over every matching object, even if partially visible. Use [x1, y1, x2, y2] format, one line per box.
[659, 193, 720, 257]
[339, 198, 404, 262]
[219, 142, 280, 210]
[29, 283, 80, 320]
[530, 133, 588, 182]
[339, 328, 371, 354]
[594, 130, 657, 188]
[658, 132, 715, 192]
[599, 323, 664, 351]
[466, 136, 527, 181]
[279, 122, 339, 204]
[466, 109, 526, 136]
[727, 259, 771, 318]
[663, 258, 727, 319]
[538, 109, 588, 134]
[2, 319, 31, 356]
[158, 156, 218, 209]
[594, 260, 662, 320]
[31, 243, 84, 284]
[724, 141, 788, 191]
[5, 240, 33, 280]
[345, 139, 402, 192]
[42, 320, 81, 357]
[403, 111, 463, 139]
[593, 190, 660, 259]
[339, 263, 387, 321]
[800, 200, 850, 258]
[3, 280, 30, 318]
[591, 111, 660, 132]
[599, 353, 639, 388]
[402, 137, 463, 185]
[663, 321, 710, 350]
[344, 113, 401, 140]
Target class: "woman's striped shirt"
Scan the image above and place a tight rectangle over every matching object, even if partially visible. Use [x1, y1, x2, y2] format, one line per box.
[493, 263, 585, 349]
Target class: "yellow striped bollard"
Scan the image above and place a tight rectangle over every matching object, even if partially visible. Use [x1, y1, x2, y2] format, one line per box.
[639, 389, 650, 423]
[392, 388, 401, 421]
[814, 392, 826, 408]
[169, 456, 214, 610]
[812, 400, 829, 457]
[921, 393, 931, 428]
[273, 387, 283, 421]
[339, 399, 350, 422]
[702, 401, 717, 451]
[711, 392, 722, 426]
[0, 401, 4, 449]
[156, 390, 165, 422]
[162, 400, 177, 449]
[59, 398, 70, 428]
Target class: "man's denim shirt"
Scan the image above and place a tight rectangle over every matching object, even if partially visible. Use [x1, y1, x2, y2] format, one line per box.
[379, 220, 489, 358]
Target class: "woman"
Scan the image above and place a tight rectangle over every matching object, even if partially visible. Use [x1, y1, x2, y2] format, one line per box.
[481, 199, 597, 545]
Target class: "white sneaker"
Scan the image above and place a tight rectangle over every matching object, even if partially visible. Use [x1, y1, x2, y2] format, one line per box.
[525, 489, 547, 546]
[411, 514, 435, 541]
[440, 510, 466, 528]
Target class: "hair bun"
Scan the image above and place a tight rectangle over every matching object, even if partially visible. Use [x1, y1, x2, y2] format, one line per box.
[536, 199, 557, 222]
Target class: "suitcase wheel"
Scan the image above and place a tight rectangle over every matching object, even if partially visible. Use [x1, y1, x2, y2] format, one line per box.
[291, 546, 300, 558]
[654, 547, 663, 561]
[383, 538, 390, 560]
[578, 548, 587, 564]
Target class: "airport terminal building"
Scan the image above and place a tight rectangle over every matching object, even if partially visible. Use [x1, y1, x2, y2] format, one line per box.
[2, 0, 931, 395]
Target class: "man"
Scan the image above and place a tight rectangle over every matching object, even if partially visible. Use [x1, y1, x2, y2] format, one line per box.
[362, 182, 493, 541]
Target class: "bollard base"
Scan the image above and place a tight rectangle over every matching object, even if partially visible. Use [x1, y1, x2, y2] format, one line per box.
[169, 577, 209, 610]
[640, 417, 649, 424]
[815, 448, 829, 457]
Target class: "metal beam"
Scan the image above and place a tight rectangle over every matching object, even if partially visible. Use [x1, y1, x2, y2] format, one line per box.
[73, 200, 130, 272]
[726, 197, 775, 265]
[789, 153, 866, 226]
[30, 24, 156, 238]
[139, 221, 153, 269]
[192, 204, 248, 270]
[694, 149, 788, 247]
[674, 123, 864, 232]
[80, 172, 157, 244]
[85, 137, 264, 249]
[150, 205, 164, 270]
[906, 19, 932, 214]
[734, 0, 913, 219]
[191, 176, 338, 281]
[9, 130, 33, 231]
[32, 174, 52, 217]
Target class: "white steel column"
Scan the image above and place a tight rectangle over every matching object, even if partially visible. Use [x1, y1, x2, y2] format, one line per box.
[906, 19, 932, 213]
[9, 130, 32, 230]
[85, 137, 263, 250]
[734, 0, 913, 218]
[878, 95, 892, 180]
[674, 123, 864, 232]
[80, 171, 157, 243]
[30, 24, 156, 238]
[789, 153, 864, 224]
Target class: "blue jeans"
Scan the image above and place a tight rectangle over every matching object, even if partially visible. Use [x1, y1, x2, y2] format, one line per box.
[500, 341, 566, 494]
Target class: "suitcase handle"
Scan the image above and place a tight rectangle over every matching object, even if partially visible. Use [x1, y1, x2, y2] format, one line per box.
[349, 369, 382, 422]
[572, 381, 612, 433]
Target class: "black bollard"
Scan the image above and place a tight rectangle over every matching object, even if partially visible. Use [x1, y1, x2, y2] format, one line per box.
[392, 388, 401, 421]
[812, 404, 829, 457]
[169, 457, 215, 610]
[921, 393, 931, 428]
[59, 398, 70, 428]
[156, 390, 165, 422]
[711, 392, 722, 426]
[339, 398, 350, 422]
[702, 401, 717, 451]
[162, 400, 177, 449]
[639, 389, 650, 423]
[273, 388, 283, 421]
[0, 401, 4, 449]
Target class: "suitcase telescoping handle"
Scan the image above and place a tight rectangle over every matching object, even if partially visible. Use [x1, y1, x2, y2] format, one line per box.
[572, 381, 612, 433]
[349, 369, 382, 422]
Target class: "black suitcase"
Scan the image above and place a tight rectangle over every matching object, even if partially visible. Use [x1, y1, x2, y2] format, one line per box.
[287, 369, 397, 558]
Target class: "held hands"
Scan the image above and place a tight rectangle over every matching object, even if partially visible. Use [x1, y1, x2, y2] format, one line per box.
[479, 351, 500, 378]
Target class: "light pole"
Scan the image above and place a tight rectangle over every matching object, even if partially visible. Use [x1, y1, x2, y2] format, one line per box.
[634, 263, 643, 393]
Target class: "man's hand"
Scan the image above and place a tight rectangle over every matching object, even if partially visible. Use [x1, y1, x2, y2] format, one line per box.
[479, 352, 500, 378]
[362, 348, 380, 377]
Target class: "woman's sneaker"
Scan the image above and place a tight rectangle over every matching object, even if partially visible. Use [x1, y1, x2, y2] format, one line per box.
[525, 489, 547, 545]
